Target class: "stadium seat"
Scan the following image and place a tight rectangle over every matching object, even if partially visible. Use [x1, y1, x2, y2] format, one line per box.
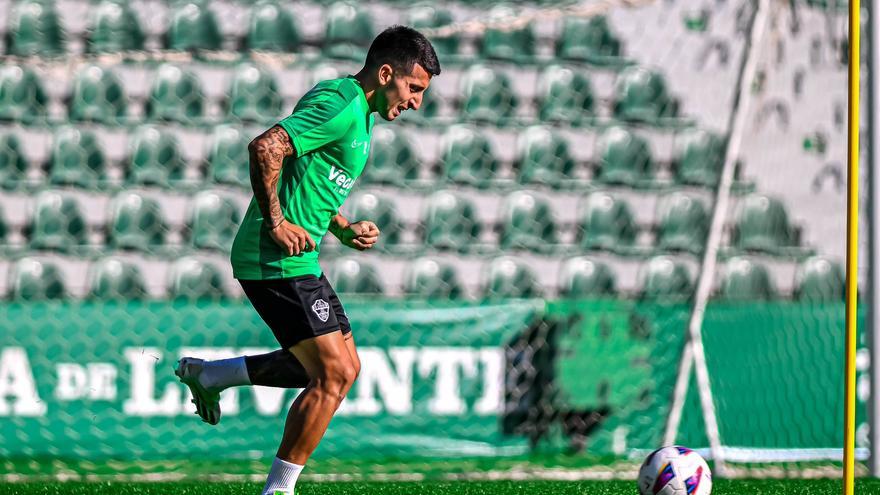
[557, 257, 617, 298]
[207, 125, 250, 187]
[499, 190, 557, 251]
[0, 204, 7, 244]
[88, 0, 145, 53]
[324, 2, 374, 60]
[403, 257, 463, 299]
[362, 126, 419, 185]
[613, 67, 677, 122]
[167, 2, 223, 51]
[576, 192, 637, 251]
[595, 126, 653, 185]
[127, 125, 185, 186]
[673, 128, 726, 187]
[537, 65, 595, 125]
[28, 191, 88, 251]
[7, 0, 65, 56]
[68, 65, 127, 124]
[227, 64, 283, 123]
[422, 190, 480, 251]
[656, 192, 709, 252]
[188, 191, 241, 251]
[246, 1, 300, 52]
[480, 5, 534, 61]
[408, 5, 458, 56]
[639, 256, 693, 301]
[88, 258, 148, 301]
[516, 125, 576, 186]
[482, 257, 542, 299]
[732, 194, 797, 252]
[326, 257, 383, 294]
[556, 16, 622, 63]
[346, 192, 401, 247]
[0, 133, 29, 189]
[8, 258, 66, 301]
[440, 125, 499, 187]
[167, 257, 226, 301]
[718, 257, 776, 301]
[48, 127, 106, 188]
[794, 256, 844, 302]
[460, 65, 517, 123]
[146, 64, 204, 124]
[107, 192, 166, 251]
[0, 65, 48, 123]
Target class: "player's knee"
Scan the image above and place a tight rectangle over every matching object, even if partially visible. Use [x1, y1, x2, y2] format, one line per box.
[316, 362, 356, 397]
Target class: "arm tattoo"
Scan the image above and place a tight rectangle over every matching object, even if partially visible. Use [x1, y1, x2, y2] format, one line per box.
[248, 126, 294, 228]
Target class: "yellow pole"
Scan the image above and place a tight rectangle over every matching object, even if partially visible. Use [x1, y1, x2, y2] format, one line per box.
[844, 0, 860, 490]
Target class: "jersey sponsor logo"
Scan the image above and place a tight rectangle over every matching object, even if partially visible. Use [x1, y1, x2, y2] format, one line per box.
[350, 138, 369, 155]
[328, 166, 356, 194]
[311, 299, 330, 322]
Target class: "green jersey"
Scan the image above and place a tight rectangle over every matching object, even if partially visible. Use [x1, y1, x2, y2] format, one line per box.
[231, 76, 374, 280]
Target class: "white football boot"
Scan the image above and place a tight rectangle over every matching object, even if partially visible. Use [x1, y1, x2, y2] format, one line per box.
[174, 357, 221, 425]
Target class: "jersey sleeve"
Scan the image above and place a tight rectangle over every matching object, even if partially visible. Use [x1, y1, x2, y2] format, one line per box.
[278, 90, 354, 156]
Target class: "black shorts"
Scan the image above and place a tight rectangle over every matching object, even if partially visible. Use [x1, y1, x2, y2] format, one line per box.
[239, 274, 351, 349]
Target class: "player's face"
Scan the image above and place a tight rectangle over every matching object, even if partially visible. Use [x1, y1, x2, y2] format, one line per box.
[377, 63, 432, 121]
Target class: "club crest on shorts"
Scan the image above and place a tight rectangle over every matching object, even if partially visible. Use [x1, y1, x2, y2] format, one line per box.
[311, 298, 330, 322]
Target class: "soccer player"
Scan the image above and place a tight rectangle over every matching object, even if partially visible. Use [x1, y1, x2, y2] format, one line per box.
[174, 26, 440, 495]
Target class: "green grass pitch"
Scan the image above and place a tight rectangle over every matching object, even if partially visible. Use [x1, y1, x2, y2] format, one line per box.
[4, 480, 880, 494]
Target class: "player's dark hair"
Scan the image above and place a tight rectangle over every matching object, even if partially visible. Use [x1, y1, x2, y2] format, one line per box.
[365, 25, 441, 76]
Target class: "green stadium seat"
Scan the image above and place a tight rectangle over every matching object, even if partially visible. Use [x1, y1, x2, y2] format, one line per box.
[28, 191, 88, 251]
[324, 2, 374, 60]
[7, 0, 65, 56]
[556, 16, 621, 63]
[480, 5, 534, 61]
[0, 65, 48, 123]
[0, 133, 29, 190]
[48, 127, 106, 188]
[127, 125, 185, 186]
[732, 194, 797, 252]
[718, 256, 776, 301]
[207, 125, 250, 187]
[227, 64, 283, 123]
[656, 192, 709, 252]
[167, 2, 222, 51]
[673, 128, 726, 187]
[362, 126, 419, 185]
[403, 257, 463, 299]
[0, 204, 7, 245]
[326, 257, 383, 294]
[440, 125, 499, 187]
[408, 5, 458, 57]
[146, 64, 204, 124]
[577, 192, 637, 251]
[613, 67, 677, 122]
[88, 258, 148, 301]
[537, 65, 594, 125]
[346, 192, 400, 247]
[639, 256, 693, 301]
[499, 190, 557, 251]
[88, 0, 145, 53]
[595, 126, 653, 185]
[516, 125, 576, 186]
[460, 65, 517, 123]
[68, 65, 127, 124]
[107, 192, 166, 251]
[188, 191, 241, 251]
[8, 258, 66, 301]
[794, 256, 844, 302]
[558, 257, 617, 298]
[246, 1, 300, 52]
[167, 257, 226, 301]
[422, 190, 480, 251]
[483, 257, 542, 299]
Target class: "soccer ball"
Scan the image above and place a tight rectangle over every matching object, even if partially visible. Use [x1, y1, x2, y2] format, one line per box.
[637, 446, 712, 495]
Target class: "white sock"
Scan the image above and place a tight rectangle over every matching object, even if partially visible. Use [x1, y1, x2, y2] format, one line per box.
[198, 356, 251, 391]
[261, 457, 304, 495]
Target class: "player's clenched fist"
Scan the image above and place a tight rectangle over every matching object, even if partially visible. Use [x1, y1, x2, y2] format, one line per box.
[342, 220, 381, 250]
[269, 220, 317, 256]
